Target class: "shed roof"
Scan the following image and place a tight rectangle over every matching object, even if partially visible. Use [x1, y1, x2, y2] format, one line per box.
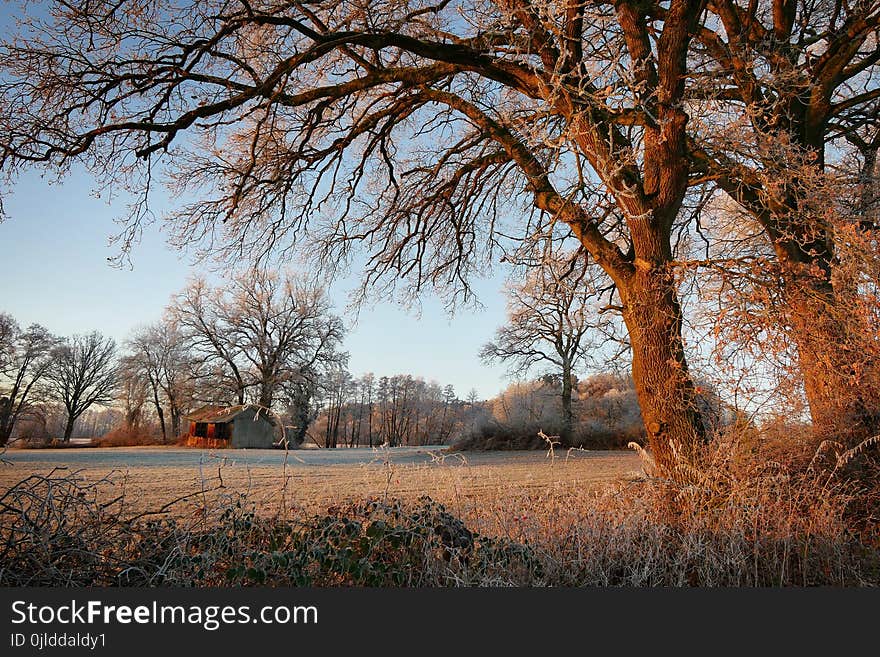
[186, 405, 276, 425]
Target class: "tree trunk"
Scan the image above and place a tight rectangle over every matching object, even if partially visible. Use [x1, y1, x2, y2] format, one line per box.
[170, 407, 181, 439]
[754, 127, 880, 446]
[0, 399, 13, 446]
[149, 381, 167, 443]
[258, 379, 273, 409]
[784, 275, 880, 446]
[620, 264, 706, 473]
[560, 363, 573, 445]
[156, 406, 167, 443]
[0, 395, 15, 446]
[0, 422, 12, 447]
[291, 387, 312, 447]
[62, 414, 76, 442]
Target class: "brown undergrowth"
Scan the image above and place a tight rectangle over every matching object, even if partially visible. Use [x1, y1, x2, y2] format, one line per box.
[1, 433, 878, 587]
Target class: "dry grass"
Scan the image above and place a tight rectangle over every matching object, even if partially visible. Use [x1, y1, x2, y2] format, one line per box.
[0, 449, 641, 524]
[1, 440, 878, 587]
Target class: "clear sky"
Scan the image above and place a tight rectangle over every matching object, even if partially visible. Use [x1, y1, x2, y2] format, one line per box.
[0, 1, 515, 401]
[0, 167, 514, 400]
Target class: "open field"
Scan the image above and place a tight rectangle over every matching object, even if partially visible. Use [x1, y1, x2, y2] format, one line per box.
[4, 444, 876, 586]
[0, 446, 644, 526]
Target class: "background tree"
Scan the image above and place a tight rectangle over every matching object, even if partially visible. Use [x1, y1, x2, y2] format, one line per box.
[0, 317, 57, 446]
[117, 354, 149, 436]
[280, 367, 322, 447]
[312, 371, 465, 447]
[171, 270, 345, 412]
[171, 278, 249, 405]
[481, 251, 609, 443]
[319, 365, 353, 448]
[228, 270, 345, 410]
[126, 319, 196, 442]
[0, 313, 16, 374]
[45, 332, 117, 442]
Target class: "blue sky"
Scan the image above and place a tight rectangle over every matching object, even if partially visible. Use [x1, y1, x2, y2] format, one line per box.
[0, 167, 514, 400]
[0, 1, 515, 401]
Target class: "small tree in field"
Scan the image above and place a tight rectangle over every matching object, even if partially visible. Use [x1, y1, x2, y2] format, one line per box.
[46, 332, 117, 442]
[481, 251, 612, 443]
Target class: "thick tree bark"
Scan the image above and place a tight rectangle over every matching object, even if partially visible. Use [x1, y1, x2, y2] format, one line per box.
[784, 273, 880, 445]
[620, 262, 706, 472]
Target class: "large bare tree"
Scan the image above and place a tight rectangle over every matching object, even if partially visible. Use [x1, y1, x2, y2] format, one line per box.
[171, 270, 345, 410]
[45, 331, 118, 442]
[690, 1, 880, 443]
[0, 0, 717, 469]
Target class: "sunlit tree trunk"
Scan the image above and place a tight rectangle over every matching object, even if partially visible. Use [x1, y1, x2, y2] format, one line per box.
[784, 272, 880, 445]
[621, 259, 705, 471]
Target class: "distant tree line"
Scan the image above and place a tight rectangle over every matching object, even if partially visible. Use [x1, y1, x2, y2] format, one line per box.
[311, 373, 485, 448]
[456, 374, 644, 451]
[0, 269, 346, 445]
[1, 269, 483, 447]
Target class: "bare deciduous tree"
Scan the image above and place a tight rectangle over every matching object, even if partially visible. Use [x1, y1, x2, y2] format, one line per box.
[117, 354, 149, 435]
[481, 250, 616, 443]
[0, 0, 715, 470]
[0, 317, 57, 446]
[691, 1, 880, 443]
[0, 313, 16, 373]
[126, 320, 196, 441]
[315, 371, 464, 447]
[46, 332, 117, 442]
[171, 270, 345, 412]
[171, 278, 248, 405]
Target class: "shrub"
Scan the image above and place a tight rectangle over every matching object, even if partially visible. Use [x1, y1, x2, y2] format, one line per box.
[92, 427, 162, 447]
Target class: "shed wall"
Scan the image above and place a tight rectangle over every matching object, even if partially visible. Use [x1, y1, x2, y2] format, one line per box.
[230, 409, 277, 448]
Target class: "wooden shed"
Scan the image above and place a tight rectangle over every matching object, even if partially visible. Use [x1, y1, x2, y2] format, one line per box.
[185, 405, 279, 449]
